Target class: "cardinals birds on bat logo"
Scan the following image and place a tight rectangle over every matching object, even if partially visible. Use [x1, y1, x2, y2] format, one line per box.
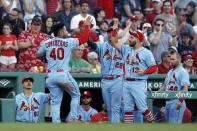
[135, 53, 141, 62]
[126, 54, 132, 64]
[103, 49, 111, 60]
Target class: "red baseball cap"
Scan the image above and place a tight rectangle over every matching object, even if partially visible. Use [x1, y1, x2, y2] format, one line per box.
[107, 27, 118, 37]
[81, 91, 91, 97]
[79, 20, 94, 29]
[31, 15, 42, 26]
[22, 77, 34, 83]
[129, 30, 144, 42]
[130, 15, 138, 22]
[183, 55, 193, 61]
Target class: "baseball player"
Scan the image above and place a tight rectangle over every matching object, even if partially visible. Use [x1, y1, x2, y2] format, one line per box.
[78, 91, 98, 122]
[36, 18, 91, 123]
[87, 28, 124, 123]
[110, 30, 157, 123]
[15, 77, 50, 123]
[159, 52, 190, 123]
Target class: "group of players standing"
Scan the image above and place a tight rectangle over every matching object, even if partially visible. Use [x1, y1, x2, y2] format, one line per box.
[34, 16, 190, 124]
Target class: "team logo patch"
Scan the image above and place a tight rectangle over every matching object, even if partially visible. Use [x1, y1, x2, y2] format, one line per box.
[103, 49, 111, 60]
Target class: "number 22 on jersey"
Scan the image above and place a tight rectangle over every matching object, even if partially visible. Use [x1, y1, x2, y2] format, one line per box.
[50, 48, 64, 60]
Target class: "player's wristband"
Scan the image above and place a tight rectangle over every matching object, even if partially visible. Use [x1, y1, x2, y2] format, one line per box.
[179, 99, 184, 103]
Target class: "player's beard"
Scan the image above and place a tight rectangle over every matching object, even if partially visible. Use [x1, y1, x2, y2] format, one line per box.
[129, 40, 137, 47]
[171, 62, 179, 68]
[83, 101, 91, 105]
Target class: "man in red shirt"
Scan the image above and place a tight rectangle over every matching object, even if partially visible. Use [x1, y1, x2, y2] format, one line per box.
[18, 15, 49, 72]
[145, 0, 161, 24]
[74, 20, 99, 61]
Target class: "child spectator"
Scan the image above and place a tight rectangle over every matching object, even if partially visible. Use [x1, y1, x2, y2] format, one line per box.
[0, 23, 18, 70]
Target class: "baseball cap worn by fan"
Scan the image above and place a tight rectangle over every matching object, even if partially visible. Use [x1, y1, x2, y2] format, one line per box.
[79, 20, 94, 29]
[81, 91, 91, 97]
[168, 46, 178, 53]
[107, 27, 118, 36]
[31, 15, 42, 26]
[130, 15, 138, 22]
[183, 55, 193, 61]
[22, 77, 34, 83]
[129, 30, 144, 42]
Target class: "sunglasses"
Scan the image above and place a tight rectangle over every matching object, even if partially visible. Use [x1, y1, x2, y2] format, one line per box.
[156, 24, 164, 27]
[186, 59, 193, 62]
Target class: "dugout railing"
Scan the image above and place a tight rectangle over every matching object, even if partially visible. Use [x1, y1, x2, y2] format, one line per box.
[0, 73, 197, 122]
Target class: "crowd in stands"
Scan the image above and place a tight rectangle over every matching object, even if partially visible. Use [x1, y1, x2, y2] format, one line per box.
[0, 0, 196, 75]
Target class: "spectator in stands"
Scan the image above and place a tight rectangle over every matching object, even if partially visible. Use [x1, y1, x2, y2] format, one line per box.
[78, 90, 98, 122]
[1, 0, 21, 14]
[186, 1, 197, 26]
[141, 23, 152, 48]
[69, 45, 92, 73]
[93, 7, 106, 27]
[129, 15, 139, 31]
[0, 8, 25, 38]
[154, 0, 177, 34]
[176, 0, 194, 10]
[23, 0, 44, 22]
[177, 32, 195, 59]
[149, 18, 176, 64]
[70, 0, 97, 33]
[121, 0, 141, 24]
[0, 23, 18, 71]
[73, 0, 81, 13]
[158, 51, 172, 74]
[177, 11, 197, 45]
[97, 0, 114, 19]
[183, 55, 197, 75]
[45, 0, 59, 16]
[53, 0, 77, 32]
[97, 20, 109, 42]
[74, 20, 99, 61]
[87, 51, 101, 74]
[15, 76, 50, 123]
[26, 18, 32, 30]
[133, 8, 144, 27]
[41, 16, 54, 35]
[18, 15, 49, 72]
[17, 8, 24, 19]
[145, 0, 161, 25]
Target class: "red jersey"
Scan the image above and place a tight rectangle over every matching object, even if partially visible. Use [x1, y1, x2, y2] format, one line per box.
[90, 111, 108, 123]
[46, 0, 58, 15]
[158, 63, 172, 74]
[74, 32, 99, 61]
[0, 35, 17, 56]
[18, 30, 49, 71]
